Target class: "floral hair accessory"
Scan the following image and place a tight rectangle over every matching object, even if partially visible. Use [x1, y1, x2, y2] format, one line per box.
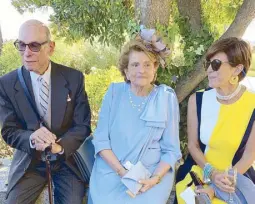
[136, 25, 171, 68]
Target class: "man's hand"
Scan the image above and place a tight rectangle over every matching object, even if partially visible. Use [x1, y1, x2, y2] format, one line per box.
[31, 127, 56, 151]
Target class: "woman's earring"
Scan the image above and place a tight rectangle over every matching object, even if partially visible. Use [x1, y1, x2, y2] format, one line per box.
[229, 76, 239, 85]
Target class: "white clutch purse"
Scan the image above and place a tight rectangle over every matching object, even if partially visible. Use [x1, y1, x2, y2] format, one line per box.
[121, 161, 151, 198]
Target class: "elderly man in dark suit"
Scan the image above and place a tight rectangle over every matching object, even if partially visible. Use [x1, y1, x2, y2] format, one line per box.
[0, 19, 91, 204]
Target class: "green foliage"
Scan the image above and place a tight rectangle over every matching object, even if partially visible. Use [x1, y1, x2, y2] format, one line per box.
[148, 1, 214, 90]
[11, 0, 135, 47]
[154, 0, 243, 89]
[0, 39, 119, 76]
[202, 0, 243, 38]
[51, 39, 119, 74]
[0, 41, 21, 75]
[0, 137, 13, 158]
[85, 66, 123, 129]
[173, 14, 214, 76]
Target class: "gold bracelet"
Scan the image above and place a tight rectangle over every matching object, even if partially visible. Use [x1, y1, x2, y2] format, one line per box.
[153, 174, 162, 184]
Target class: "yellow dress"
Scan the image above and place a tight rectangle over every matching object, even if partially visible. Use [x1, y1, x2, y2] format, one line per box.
[175, 88, 255, 204]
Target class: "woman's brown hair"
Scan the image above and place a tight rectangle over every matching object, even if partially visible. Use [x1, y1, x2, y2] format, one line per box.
[205, 37, 252, 81]
[118, 39, 159, 82]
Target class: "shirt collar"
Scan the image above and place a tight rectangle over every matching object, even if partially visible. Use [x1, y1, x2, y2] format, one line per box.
[30, 62, 51, 84]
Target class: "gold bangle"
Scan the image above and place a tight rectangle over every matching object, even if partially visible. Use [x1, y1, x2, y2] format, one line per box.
[153, 174, 162, 184]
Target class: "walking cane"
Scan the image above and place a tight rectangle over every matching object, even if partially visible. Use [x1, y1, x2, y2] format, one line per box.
[45, 145, 54, 204]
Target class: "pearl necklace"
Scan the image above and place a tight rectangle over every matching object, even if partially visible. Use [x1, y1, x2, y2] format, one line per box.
[216, 84, 242, 101]
[128, 87, 154, 112]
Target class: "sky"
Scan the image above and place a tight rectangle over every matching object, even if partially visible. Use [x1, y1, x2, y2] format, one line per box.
[0, 0, 53, 40]
[0, 0, 255, 42]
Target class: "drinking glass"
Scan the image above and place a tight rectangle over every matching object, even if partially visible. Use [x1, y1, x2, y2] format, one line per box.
[225, 167, 237, 203]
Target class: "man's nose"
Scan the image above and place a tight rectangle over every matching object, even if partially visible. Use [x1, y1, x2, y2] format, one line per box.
[23, 45, 33, 56]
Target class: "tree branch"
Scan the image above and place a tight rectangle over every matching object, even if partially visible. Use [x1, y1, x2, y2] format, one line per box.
[176, 0, 202, 33]
[175, 0, 255, 103]
[135, 0, 172, 27]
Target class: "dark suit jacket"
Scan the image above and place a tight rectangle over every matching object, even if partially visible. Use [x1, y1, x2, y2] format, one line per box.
[0, 61, 91, 197]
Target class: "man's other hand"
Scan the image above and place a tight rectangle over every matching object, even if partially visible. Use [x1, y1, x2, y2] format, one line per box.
[31, 127, 56, 151]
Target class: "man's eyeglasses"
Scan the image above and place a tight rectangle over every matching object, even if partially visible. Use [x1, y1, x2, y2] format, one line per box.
[204, 59, 235, 72]
[14, 40, 49, 52]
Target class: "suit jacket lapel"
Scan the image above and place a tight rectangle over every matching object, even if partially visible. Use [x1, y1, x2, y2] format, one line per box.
[51, 62, 69, 132]
[14, 66, 40, 130]
[22, 66, 36, 104]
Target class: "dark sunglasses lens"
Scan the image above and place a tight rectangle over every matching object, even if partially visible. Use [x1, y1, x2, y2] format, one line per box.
[205, 59, 222, 71]
[28, 42, 41, 52]
[211, 60, 221, 71]
[14, 41, 26, 51]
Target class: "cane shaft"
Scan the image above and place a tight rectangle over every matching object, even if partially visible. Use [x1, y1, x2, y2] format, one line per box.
[46, 159, 54, 204]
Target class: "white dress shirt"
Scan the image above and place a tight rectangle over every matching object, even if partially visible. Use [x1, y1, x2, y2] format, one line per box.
[30, 63, 52, 127]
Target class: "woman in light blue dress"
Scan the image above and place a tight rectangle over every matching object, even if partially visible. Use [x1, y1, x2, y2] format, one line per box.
[89, 27, 182, 204]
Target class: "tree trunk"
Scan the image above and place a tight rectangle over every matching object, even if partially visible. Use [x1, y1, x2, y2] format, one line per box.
[0, 25, 3, 56]
[176, 0, 202, 33]
[135, 0, 172, 27]
[175, 0, 255, 102]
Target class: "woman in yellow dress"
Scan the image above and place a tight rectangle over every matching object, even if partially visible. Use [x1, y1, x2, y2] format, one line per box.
[175, 37, 255, 203]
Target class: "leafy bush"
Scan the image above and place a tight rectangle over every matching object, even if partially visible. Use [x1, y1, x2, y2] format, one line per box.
[0, 41, 21, 75]
[0, 137, 13, 158]
[0, 39, 119, 76]
[85, 66, 123, 129]
[51, 39, 119, 74]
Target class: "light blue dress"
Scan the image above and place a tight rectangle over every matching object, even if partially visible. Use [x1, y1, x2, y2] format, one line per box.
[89, 82, 182, 204]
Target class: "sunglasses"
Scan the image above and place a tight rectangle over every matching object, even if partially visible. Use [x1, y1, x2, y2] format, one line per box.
[204, 59, 235, 71]
[14, 40, 49, 52]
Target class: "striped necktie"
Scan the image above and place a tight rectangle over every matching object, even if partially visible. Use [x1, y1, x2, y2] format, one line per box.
[39, 77, 49, 117]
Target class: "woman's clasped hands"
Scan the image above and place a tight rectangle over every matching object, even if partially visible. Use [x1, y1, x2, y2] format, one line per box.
[138, 175, 161, 193]
[211, 170, 235, 193]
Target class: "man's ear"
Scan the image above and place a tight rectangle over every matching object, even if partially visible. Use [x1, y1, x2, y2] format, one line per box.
[49, 41, 55, 56]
